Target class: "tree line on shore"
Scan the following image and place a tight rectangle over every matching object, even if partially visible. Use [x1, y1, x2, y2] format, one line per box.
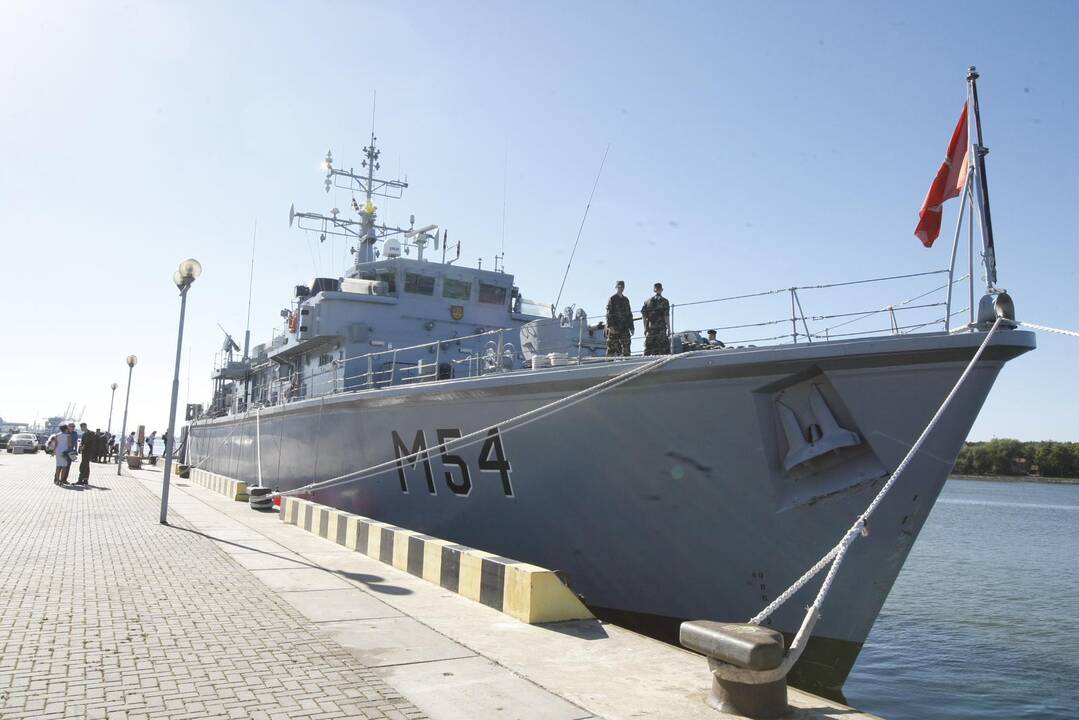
[953, 438, 1079, 478]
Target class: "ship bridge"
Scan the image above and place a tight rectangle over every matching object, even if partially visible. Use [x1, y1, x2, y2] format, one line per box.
[248, 250, 566, 408]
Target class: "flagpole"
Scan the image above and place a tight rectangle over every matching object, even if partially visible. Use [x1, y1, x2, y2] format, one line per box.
[944, 178, 970, 332]
[968, 190, 976, 327]
[966, 66, 998, 289]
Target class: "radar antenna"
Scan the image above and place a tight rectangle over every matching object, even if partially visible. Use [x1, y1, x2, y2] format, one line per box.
[289, 130, 412, 272]
[217, 323, 241, 362]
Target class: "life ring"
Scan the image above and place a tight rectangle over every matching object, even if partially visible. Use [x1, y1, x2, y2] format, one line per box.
[288, 313, 299, 333]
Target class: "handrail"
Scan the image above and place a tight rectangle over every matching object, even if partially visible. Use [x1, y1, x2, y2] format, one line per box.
[233, 266, 975, 413]
[588, 268, 952, 320]
[296, 325, 515, 389]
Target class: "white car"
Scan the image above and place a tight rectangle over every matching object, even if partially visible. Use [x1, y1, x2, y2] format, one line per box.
[8, 433, 40, 453]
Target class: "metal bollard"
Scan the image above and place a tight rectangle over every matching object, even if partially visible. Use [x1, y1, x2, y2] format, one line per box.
[680, 621, 789, 718]
[248, 486, 274, 511]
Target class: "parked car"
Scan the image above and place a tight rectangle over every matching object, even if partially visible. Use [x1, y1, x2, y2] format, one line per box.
[7, 433, 41, 453]
[0, 433, 11, 450]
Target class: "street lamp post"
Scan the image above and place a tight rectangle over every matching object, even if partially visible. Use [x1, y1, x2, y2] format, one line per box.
[160, 258, 202, 524]
[116, 356, 137, 475]
[106, 382, 118, 435]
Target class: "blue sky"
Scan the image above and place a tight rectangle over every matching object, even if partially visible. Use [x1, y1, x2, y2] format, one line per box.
[0, 1, 1075, 440]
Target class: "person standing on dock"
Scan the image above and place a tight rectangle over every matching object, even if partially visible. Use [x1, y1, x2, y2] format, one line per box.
[53, 424, 74, 485]
[605, 280, 634, 357]
[93, 429, 105, 462]
[77, 423, 93, 484]
[641, 283, 671, 355]
[147, 430, 158, 458]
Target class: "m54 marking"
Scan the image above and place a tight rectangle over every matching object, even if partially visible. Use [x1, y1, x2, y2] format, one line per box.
[391, 427, 513, 497]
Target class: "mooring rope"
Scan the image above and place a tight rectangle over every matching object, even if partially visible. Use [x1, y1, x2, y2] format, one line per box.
[274, 354, 677, 499]
[1018, 321, 1079, 338]
[749, 317, 1006, 629]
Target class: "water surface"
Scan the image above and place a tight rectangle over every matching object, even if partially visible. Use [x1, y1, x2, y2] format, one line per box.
[845, 478, 1079, 719]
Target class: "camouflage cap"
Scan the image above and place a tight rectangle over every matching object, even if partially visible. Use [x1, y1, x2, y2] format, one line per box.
[615, 280, 625, 288]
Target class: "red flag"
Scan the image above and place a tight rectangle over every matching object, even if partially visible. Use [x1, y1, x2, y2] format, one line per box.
[915, 104, 970, 247]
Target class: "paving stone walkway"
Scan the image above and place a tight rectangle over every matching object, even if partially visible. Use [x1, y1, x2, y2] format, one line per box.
[0, 454, 428, 720]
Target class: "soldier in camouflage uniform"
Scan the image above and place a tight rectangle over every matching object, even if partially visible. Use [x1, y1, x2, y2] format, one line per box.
[605, 280, 633, 357]
[641, 282, 671, 355]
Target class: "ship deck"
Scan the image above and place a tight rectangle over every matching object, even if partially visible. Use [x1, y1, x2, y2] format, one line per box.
[195, 326, 1036, 429]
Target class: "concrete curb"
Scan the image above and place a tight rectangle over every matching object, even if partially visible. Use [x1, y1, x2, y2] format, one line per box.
[189, 467, 248, 501]
[280, 496, 594, 625]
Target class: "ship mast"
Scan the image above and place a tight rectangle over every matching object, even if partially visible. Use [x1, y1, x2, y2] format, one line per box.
[289, 131, 410, 275]
[966, 66, 998, 289]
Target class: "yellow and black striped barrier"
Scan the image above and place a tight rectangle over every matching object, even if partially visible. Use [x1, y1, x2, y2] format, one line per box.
[189, 468, 248, 501]
[279, 496, 593, 625]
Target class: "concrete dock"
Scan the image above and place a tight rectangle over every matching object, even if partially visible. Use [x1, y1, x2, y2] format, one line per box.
[0, 454, 878, 719]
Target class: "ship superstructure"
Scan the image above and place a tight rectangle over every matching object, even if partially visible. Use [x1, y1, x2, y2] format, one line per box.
[207, 133, 602, 416]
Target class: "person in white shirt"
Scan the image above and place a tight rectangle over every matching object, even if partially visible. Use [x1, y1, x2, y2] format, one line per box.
[52, 423, 74, 485]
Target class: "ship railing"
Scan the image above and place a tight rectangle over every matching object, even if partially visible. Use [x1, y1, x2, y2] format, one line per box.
[589, 268, 974, 355]
[685, 269, 973, 344]
[255, 267, 978, 406]
[282, 326, 524, 403]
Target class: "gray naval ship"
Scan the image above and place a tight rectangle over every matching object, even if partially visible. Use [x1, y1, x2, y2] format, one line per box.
[187, 117, 1034, 694]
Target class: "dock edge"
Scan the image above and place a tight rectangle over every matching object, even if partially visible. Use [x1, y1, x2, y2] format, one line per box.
[189, 467, 248, 501]
[280, 495, 594, 625]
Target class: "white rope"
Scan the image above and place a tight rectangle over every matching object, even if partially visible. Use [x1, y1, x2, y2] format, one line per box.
[1019, 321, 1079, 338]
[255, 407, 263, 488]
[749, 317, 1006, 627]
[275, 354, 677, 499]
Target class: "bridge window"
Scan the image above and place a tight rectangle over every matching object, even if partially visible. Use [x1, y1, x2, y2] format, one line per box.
[479, 283, 507, 305]
[404, 273, 435, 296]
[362, 270, 398, 294]
[443, 278, 472, 300]
[378, 271, 397, 294]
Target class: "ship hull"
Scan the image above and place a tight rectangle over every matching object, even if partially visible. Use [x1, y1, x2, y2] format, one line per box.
[188, 329, 1034, 692]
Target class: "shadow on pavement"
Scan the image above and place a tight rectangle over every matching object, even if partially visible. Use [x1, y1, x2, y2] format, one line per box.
[169, 525, 411, 596]
[538, 619, 610, 641]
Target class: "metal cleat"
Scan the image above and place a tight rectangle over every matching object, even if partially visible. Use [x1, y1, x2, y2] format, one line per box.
[680, 621, 789, 718]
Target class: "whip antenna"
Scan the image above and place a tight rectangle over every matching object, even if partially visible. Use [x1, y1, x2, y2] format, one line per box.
[554, 144, 610, 311]
[500, 143, 508, 260]
[244, 219, 257, 360]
